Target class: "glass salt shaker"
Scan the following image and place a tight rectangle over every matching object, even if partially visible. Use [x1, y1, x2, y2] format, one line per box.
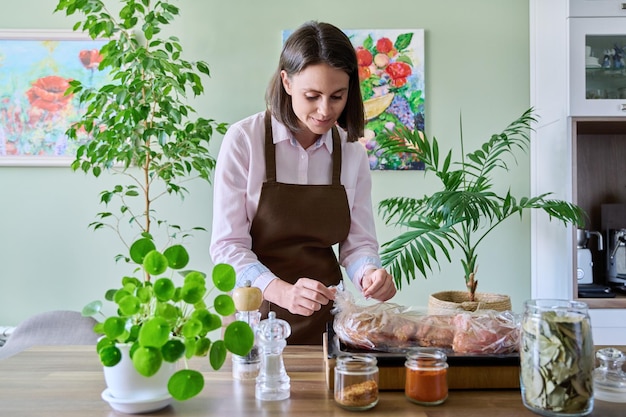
[231, 280, 263, 380]
[404, 348, 448, 406]
[593, 347, 626, 403]
[255, 311, 291, 401]
[334, 354, 379, 411]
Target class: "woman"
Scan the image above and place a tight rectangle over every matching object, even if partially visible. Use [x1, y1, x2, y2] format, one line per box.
[210, 21, 396, 344]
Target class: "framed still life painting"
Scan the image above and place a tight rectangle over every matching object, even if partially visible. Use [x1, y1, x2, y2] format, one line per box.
[346, 29, 425, 170]
[0, 29, 110, 166]
[283, 28, 425, 170]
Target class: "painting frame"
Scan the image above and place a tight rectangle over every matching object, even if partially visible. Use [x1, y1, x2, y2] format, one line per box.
[0, 29, 110, 167]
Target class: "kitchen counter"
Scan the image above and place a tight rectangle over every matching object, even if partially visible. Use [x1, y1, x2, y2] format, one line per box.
[0, 345, 622, 417]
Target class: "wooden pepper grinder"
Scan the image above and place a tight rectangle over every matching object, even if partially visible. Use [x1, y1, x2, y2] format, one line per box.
[231, 280, 263, 380]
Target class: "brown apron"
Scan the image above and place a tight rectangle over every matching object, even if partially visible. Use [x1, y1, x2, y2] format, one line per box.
[250, 113, 351, 345]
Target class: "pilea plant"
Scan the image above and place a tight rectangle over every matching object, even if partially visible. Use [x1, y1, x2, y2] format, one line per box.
[54, 0, 253, 401]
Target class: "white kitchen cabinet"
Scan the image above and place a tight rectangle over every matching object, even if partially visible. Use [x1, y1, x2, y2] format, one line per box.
[530, 0, 626, 345]
[569, 17, 626, 116]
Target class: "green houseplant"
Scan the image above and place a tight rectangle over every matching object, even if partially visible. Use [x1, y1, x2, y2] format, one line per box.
[375, 108, 586, 305]
[54, 0, 253, 402]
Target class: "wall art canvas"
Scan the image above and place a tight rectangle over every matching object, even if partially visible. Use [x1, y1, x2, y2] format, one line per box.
[283, 28, 425, 170]
[0, 30, 110, 166]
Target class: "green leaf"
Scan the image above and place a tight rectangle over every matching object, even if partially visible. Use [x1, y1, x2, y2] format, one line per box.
[161, 339, 185, 362]
[103, 317, 126, 340]
[118, 295, 141, 315]
[129, 238, 156, 264]
[136, 285, 153, 303]
[168, 369, 204, 401]
[155, 302, 179, 321]
[184, 337, 197, 359]
[122, 276, 142, 288]
[181, 318, 203, 338]
[138, 317, 170, 348]
[213, 294, 235, 316]
[209, 340, 227, 370]
[181, 281, 206, 304]
[191, 309, 220, 333]
[212, 263, 235, 292]
[223, 321, 254, 356]
[194, 337, 211, 356]
[183, 270, 205, 285]
[153, 278, 175, 301]
[163, 245, 189, 270]
[104, 289, 117, 301]
[82, 300, 102, 317]
[196, 61, 210, 76]
[96, 337, 115, 354]
[132, 346, 162, 377]
[143, 250, 169, 276]
[99, 345, 122, 367]
[113, 289, 131, 304]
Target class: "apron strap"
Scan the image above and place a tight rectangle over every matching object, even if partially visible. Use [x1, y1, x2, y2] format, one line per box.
[331, 126, 341, 185]
[264, 111, 276, 182]
[264, 111, 342, 185]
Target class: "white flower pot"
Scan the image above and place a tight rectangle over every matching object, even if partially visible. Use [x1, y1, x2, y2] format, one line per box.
[103, 343, 176, 401]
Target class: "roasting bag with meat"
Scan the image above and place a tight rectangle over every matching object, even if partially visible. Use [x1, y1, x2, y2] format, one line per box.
[331, 289, 520, 354]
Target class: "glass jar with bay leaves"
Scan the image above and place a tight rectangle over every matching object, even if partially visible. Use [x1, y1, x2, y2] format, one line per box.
[520, 299, 594, 417]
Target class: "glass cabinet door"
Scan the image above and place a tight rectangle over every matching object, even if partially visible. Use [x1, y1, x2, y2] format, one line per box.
[570, 17, 626, 116]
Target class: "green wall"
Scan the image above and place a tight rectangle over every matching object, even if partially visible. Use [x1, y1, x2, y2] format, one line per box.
[0, 0, 530, 326]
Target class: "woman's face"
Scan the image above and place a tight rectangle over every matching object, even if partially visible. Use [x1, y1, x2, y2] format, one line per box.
[281, 63, 349, 146]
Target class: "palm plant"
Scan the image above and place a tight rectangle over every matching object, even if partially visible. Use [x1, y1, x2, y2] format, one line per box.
[375, 108, 585, 301]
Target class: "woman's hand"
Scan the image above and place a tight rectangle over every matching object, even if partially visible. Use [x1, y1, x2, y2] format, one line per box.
[361, 268, 396, 301]
[263, 277, 336, 316]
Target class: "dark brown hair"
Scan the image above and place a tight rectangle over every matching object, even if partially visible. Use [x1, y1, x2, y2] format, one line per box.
[266, 21, 364, 142]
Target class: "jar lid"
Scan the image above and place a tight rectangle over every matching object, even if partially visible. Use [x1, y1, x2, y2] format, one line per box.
[593, 347, 626, 403]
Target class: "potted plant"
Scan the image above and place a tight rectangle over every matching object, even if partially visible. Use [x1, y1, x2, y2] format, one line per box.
[54, 0, 254, 404]
[374, 108, 586, 310]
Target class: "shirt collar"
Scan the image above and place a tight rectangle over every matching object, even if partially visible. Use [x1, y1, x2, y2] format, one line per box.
[270, 116, 334, 152]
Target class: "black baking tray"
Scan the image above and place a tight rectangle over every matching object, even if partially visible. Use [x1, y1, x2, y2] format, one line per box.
[326, 322, 520, 367]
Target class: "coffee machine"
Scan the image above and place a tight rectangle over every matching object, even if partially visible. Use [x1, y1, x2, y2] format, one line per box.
[606, 228, 626, 285]
[577, 229, 603, 284]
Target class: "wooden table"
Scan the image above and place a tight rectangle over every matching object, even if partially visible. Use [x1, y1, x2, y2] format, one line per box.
[0, 345, 622, 417]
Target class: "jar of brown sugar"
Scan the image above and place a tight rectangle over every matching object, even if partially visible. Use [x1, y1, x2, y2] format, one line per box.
[334, 354, 379, 410]
[405, 347, 448, 405]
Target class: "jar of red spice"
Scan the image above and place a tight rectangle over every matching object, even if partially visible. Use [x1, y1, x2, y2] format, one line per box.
[405, 348, 448, 406]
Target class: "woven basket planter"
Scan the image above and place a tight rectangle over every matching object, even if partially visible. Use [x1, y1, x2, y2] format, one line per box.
[428, 290, 512, 312]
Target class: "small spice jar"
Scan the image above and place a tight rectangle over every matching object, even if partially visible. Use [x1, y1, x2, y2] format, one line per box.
[334, 354, 379, 410]
[405, 347, 448, 406]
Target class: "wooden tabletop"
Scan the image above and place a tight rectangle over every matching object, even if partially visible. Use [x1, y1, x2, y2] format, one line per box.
[0, 345, 623, 417]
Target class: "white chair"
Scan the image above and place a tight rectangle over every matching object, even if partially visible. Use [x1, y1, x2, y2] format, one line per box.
[0, 310, 98, 360]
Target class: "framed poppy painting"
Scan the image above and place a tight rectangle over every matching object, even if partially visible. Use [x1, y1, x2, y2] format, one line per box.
[0, 30, 110, 166]
[282, 28, 425, 170]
